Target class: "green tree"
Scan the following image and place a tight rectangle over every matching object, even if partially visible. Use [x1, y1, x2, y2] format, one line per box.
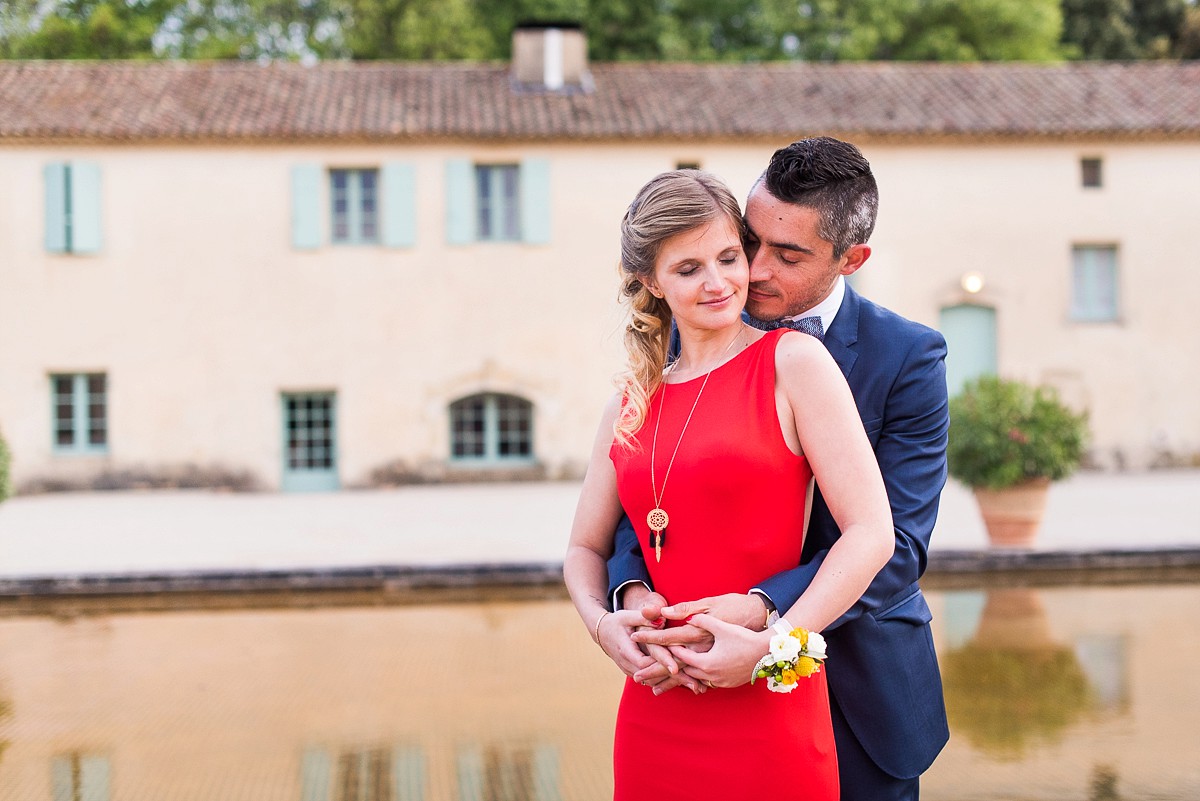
[788, 0, 1064, 61]
[1062, 0, 1188, 59]
[0, 0, 173, 59]
[1177, 4, 1200, 58]
[157, 0, 348, 60]
[581, 0, 664, 60]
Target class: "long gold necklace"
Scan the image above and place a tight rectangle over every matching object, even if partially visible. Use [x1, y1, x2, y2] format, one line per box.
[648, 329, 742, 562]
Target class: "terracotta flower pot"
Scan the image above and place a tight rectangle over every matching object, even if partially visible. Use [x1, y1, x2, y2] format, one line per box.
[973, 477, 1051, 548]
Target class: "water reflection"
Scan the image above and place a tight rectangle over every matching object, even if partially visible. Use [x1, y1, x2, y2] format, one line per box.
[0, 581, 1197, 801]
[942, 588, 1092, 758]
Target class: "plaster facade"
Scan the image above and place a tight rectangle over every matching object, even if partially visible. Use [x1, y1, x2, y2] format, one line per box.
[1, 138, 1197, 490]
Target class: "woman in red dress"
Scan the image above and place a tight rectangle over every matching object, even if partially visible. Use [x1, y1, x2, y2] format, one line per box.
[563, 170, 894, 801]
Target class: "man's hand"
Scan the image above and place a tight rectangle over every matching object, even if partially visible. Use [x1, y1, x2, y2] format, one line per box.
[631, 592, 769, 651]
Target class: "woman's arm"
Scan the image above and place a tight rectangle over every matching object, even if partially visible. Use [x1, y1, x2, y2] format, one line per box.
[563, 393, 626, 638]
[773, 330, 895, 632]
[563, 394, 691, 685]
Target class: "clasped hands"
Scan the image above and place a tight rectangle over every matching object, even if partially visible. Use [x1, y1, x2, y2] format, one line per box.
[598, 584, 773, 696]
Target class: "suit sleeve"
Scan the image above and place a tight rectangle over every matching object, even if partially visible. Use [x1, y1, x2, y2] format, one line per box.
[756, 328, 949, 628]
[606, 513, 653, 608]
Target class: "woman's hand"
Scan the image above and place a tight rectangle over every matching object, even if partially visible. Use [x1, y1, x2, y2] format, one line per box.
[660, 613, 772, 689]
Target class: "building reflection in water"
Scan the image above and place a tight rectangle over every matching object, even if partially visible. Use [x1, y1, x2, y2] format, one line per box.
[0, 582, 1197, 801]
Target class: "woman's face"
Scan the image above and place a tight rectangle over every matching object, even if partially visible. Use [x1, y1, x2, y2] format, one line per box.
[644, 217, 748, 333]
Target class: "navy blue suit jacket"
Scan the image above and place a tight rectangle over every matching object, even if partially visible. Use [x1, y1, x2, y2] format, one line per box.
[606, 285, 950, 780]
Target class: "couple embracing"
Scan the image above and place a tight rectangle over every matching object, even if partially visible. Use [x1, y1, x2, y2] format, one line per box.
[564, 137, 950, 801]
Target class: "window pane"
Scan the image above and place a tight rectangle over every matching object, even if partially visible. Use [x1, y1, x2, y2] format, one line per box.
[451, 396, 487, 458]
[501, 167, 520, 240]
[475, 165, 521, 242]
[496, 395, 532, 457]
[331, 170, 350, 242]
[359, 169, 378, 241]
[1081, 158, 1102, 188]
[285, 395, 335, 470]
[476, 167, 493, 240]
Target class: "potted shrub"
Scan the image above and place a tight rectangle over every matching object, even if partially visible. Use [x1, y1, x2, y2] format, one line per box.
[947, 376, 1088, 548]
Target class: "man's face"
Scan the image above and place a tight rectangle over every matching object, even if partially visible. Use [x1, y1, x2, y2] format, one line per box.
[743, 182, 866, 321]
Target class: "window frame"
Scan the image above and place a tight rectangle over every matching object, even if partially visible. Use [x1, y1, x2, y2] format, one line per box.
[329, 167, 381, 245]
[1080, 157, 1103, 189]
[50, 372, 108, 455]
[450, 392, 535, 465]
[474, 164, 522, 242]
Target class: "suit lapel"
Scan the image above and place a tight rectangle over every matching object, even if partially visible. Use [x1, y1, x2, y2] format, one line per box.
[824, 284, 861, 379]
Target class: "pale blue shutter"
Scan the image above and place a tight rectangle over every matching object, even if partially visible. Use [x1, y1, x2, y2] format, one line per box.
[70, 161, 103, 254]
[381, 162, 417, 248]
[44, 162, 67, 253]
[291, 164, 323, 250]
[520, 158, 551, 245]
[445, 159, 474, 245]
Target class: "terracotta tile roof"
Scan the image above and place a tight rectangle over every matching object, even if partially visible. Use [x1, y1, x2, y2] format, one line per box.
[2, 59, 1199, 142]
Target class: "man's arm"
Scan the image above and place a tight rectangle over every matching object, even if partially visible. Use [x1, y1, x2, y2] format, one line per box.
[755, 329, 948, 628]
[606, 513, 653, 608]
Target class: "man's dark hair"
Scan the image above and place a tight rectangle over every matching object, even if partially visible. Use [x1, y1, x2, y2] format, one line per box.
[761, 137, 879, 257]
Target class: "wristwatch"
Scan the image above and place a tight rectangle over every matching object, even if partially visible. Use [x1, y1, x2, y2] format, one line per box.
[750, 590, 780, 630]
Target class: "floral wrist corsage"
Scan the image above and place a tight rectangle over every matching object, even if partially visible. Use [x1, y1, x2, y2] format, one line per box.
[751, 619, 827, 693]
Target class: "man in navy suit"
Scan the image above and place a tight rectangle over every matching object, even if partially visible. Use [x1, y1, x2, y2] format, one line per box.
[603, 137, 950, 801]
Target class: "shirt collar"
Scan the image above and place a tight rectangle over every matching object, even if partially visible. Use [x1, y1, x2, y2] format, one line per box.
[781, 275, 845, 335]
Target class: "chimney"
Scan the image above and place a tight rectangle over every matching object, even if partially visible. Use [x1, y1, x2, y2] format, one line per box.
[511, 23, 591, 93]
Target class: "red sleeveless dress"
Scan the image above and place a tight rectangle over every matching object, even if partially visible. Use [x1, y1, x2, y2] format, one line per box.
[609, 329, 838, 801]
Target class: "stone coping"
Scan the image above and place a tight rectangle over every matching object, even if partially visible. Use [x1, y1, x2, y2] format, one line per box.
[2, 547, 1199, 600]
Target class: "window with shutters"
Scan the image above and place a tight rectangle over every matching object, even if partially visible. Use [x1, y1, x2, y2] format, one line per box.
[444, 158, 550, 246]
[291, 163, 415, 250]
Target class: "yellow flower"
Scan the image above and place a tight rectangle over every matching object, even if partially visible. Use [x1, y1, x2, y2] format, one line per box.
[780, 669, 798, 685]
[795, 656, 820, 677]
[791, 628, 809, 649]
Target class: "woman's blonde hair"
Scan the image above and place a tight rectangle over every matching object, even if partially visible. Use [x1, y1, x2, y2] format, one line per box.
[614, 169, 745, 447]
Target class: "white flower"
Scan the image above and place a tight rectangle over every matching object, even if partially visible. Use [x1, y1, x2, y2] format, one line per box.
[767, 677, 799, 693]
[804, 631, 827, 660]
[770, 632, 801, 662]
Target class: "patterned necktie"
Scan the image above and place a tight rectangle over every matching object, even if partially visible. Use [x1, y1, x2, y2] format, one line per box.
[746, 315, 825, 341]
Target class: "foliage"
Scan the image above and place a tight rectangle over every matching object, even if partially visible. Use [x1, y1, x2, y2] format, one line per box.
[788, 0, 1066, 62]
[156, 0, 348, 61]
[0, 426, 11, 505]
[1061, 0, 1189, 59]
[947, 376, 1088, 490]
[1, 0, 1196, 62]
[0, 0, 174, 59]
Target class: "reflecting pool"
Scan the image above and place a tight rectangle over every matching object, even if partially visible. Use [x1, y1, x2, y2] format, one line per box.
[0, 579, 1198, 800]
